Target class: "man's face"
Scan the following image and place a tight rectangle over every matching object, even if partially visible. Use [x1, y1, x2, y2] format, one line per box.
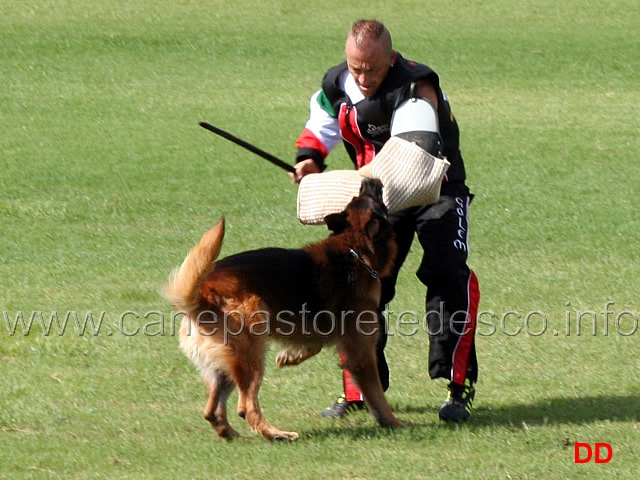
[345, 36, 395, 97]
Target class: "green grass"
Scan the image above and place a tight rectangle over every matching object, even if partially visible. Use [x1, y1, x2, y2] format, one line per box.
[1, 0, 639, 478]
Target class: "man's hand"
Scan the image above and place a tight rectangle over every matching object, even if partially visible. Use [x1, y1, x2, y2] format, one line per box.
[290, 158, 321, 183]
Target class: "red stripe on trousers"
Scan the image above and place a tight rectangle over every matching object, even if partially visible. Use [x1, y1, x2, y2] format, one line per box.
[339, 351, 364, 402]
[451, 270, 480, 385]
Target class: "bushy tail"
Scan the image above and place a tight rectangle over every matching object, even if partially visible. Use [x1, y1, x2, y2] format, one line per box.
[164, 218, 225, 313]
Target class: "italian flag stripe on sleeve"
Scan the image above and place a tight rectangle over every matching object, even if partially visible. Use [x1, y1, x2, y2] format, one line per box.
[317, 91, 338, 117]
[295, 128, 328, 158]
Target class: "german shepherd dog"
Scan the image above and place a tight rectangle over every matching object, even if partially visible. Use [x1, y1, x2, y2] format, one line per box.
[164, 178, 405, 441]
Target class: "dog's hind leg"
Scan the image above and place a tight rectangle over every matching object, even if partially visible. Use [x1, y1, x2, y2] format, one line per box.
[231, 343, 300, 441]
[203, 370, 240, 440]
[275, 344, 323, 368]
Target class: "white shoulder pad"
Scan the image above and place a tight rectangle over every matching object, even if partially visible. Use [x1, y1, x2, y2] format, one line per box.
[391, 96, 439, 136]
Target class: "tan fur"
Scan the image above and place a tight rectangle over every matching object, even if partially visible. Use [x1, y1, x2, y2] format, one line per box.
[164, 219, 225, 313]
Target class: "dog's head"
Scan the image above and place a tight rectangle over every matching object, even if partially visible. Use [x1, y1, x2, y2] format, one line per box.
[324, 178, 396, 277]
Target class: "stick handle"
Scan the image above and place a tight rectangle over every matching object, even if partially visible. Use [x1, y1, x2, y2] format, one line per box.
[199, 122, 296, 174]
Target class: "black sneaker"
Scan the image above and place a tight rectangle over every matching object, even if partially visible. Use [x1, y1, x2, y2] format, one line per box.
[320, 394, 365, 418]
[439, 379, 475, 422]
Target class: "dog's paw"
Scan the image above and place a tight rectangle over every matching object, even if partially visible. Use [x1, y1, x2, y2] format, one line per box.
[275, 346, 322, 368]
[382, 418, 408, 429]
[275, 349, 300, 368]
[270, 430, 300, 442]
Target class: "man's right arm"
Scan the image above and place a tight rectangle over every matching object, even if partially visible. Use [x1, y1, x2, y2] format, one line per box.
[293, 90, 343, 183]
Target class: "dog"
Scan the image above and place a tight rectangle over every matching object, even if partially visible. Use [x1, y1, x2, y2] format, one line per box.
[164, 178, 405, 441]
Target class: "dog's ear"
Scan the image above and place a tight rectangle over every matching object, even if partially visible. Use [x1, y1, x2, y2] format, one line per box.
[325, 212, 348, 234]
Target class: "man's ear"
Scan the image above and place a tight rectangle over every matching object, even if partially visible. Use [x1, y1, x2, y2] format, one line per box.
[325, 212, 348, 234]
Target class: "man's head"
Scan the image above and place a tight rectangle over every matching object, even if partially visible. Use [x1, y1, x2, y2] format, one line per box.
[345, 19, 397, 97]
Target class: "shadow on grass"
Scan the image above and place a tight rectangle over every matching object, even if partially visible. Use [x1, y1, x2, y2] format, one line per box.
[471, 393, 640, 427]
[302, 394, 640, 440]
[302, 423, 410, 441]
[395, 394, 640, 426]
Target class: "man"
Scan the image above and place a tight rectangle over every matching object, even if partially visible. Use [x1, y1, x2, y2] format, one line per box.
[293, 19, 480, 422]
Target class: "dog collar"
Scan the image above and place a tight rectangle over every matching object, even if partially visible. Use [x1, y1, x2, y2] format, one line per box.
[349, 248, 379, 279]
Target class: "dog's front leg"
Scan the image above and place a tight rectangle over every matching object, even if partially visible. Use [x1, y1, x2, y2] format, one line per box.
[339, 315, 407, 430]
[342, 345, 406, 429]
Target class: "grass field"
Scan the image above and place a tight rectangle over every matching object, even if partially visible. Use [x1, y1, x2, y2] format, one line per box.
[1, 0, 639, 478]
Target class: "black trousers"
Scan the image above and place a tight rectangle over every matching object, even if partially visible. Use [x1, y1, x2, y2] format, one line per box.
[373, 182, 480, 391]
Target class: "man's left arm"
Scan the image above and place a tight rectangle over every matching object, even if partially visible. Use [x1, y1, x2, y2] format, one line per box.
[414, 79, 439, 108]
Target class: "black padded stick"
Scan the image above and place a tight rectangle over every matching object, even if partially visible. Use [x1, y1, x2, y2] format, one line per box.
[199, 121, 296, 174]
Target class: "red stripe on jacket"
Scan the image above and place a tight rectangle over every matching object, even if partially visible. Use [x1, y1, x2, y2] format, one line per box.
[295, 128, 329, 159]
[338, 104, 375, 168]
